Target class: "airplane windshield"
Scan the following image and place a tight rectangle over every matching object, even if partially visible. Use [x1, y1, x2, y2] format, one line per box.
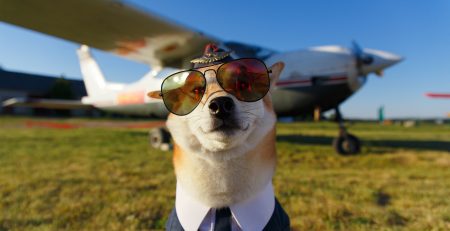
[224, 41, 275, 60]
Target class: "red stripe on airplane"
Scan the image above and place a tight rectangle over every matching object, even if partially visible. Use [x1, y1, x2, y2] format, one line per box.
[276, 79, 311, 86]
[326, 76, 347, 81]
[276, 76, 347, 86]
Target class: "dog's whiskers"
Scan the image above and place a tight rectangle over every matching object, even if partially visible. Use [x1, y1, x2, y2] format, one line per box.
[241, 106, 260, 111]
[242, 111, 260, 118]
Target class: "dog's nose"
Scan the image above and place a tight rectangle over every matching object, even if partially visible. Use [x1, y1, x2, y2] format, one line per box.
[208, 97, 234, 119]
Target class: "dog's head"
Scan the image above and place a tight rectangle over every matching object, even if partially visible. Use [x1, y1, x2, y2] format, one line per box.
[149, 60, 284, 160]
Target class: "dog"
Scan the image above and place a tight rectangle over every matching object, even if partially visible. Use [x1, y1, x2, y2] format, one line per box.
[148, 44, 290, 231]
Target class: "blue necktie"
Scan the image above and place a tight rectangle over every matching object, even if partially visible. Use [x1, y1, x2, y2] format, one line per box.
[214, 207, 232, 231]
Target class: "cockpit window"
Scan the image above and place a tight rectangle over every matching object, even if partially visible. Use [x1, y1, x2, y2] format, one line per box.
[224, 41, 275, 60]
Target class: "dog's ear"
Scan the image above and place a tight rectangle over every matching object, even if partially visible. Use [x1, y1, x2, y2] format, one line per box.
[147, 91, 162, 99]
[269, 62, 285, 89]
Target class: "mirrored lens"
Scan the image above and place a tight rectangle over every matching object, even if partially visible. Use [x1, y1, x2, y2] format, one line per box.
[217, 59, 270, 102]
[161, 71, 206, 115]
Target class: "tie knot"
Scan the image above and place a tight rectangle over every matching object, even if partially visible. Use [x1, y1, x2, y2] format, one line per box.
[215, 207, 232, 231]
[216, 207, 231, 217]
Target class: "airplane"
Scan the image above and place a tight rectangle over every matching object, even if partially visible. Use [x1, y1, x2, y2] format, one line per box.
[425, 93, 450, 99]
[425, 92, 450, 117]
[0, 0, 402, 155]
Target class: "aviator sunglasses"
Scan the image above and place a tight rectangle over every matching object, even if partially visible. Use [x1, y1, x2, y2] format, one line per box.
[159, 58, 272, 116]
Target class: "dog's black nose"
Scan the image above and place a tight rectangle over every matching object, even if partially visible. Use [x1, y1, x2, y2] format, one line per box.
[208, 97, 234, 119]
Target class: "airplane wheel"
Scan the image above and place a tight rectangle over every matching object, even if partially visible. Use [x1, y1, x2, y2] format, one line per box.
[149, 128, 171, 151]
[333, 133, 361, 155]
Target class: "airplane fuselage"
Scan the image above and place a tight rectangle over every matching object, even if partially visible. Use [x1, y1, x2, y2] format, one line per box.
[88, 44, 401, 118]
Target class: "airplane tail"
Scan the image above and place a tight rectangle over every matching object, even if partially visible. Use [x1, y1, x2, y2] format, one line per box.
[76, 45, 108, 98]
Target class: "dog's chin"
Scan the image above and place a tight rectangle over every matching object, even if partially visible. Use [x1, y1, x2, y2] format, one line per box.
[196, 120, 251, 152]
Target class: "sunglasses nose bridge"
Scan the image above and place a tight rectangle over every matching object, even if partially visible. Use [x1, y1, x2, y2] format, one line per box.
[203, 69, 222, 95]
[203, 69, 217, 78]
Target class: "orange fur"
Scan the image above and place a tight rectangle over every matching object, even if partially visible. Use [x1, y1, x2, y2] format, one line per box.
[173, 142, 183, 170]
[245, 100, 277, 163]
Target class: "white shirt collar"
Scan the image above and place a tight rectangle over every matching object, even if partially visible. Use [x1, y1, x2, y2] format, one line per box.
[176, 182, 275, 231]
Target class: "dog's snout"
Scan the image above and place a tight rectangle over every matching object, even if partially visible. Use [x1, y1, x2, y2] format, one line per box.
[208, 97, 234, 119]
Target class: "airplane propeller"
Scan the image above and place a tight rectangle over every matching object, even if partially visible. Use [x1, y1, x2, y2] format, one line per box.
[351, 41, 374, 76]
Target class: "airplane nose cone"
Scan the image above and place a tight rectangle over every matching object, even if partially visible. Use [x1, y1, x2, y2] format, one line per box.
[361, 48, 403, 74]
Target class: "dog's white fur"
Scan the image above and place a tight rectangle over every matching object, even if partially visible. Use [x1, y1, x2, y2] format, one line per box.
[168, 71, 274, 161]
[152, 62, 284, 207]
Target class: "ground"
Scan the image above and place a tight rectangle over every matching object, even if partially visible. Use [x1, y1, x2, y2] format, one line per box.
[0, 117, 449, 231]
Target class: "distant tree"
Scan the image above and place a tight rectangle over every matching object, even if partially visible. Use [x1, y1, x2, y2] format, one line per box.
[46, 75, 75, 99]
[44, 75, 75, 117]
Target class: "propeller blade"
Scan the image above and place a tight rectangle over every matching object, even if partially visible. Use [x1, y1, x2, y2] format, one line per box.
[351, 41, 364, 75]
[351, 41, 373, 76]
[352, 41, 363, 56]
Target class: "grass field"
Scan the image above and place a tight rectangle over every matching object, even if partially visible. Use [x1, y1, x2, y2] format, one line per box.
[0, 117, 449, 231]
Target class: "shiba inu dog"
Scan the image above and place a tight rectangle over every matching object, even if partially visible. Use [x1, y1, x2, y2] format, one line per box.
[148, 44, 290, 230]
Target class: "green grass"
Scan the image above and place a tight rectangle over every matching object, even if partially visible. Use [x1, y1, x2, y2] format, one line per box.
[0, 117, 449, 230]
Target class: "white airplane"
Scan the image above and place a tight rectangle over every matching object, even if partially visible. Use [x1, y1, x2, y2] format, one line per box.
[0, 0, 402, 154]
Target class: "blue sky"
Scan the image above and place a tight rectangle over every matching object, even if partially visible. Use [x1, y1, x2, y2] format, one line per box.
[1, 0, 449, 118]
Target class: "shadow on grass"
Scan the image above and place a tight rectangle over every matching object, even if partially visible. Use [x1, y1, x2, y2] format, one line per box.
[277, 134, 333, 146]
[277, 134, 450, 153]
[366, 139, 450, 153]
[126, 131, 149, 137]
[0, 218, 53, 229]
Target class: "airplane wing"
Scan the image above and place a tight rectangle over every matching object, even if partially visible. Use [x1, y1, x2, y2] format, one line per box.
[2, 97, 93, 109]
[0, 0, 218, 68]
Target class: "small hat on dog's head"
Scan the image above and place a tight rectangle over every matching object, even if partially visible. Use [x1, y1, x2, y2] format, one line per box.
[191, 43, 233, 68]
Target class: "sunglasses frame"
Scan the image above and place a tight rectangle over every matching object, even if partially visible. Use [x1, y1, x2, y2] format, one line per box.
[160, 58, 272, 116]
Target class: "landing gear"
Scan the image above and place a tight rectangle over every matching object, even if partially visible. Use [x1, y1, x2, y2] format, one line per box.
[333, 131, 361, 155]
[149, 127, 171, 151]
[332, 107, 361, 155]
